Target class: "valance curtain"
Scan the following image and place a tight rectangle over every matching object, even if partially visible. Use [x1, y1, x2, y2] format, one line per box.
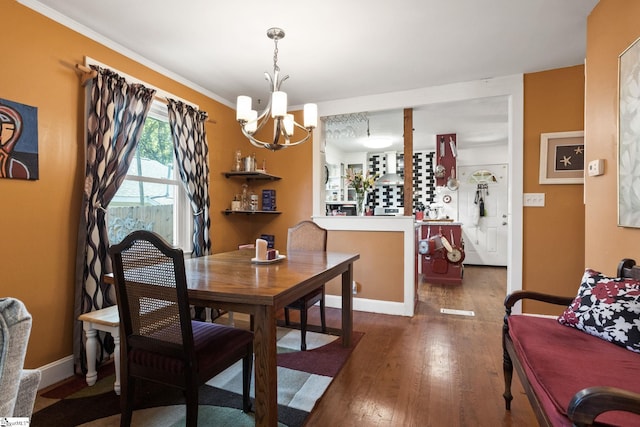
[73, 66, 156, 373]
[166, 99, 212, 256]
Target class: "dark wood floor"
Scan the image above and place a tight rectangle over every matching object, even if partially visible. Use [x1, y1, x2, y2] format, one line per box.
[304, 265, 538, 427]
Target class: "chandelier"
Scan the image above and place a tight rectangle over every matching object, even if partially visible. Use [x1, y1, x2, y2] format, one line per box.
[236, 28, 317, 151]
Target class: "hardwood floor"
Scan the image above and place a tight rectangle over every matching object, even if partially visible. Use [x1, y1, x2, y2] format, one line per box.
[36, 265, 538, 426]
[304, 265, 538, 427]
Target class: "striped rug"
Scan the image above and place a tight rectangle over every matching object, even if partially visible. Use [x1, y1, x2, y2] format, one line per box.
[32, 327, 363, 427]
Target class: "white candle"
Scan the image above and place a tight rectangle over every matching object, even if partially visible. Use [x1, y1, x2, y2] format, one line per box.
[255, 238, 268, 260]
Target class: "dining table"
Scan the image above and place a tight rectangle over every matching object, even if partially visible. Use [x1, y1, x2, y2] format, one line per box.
[106, 248, 359, 427]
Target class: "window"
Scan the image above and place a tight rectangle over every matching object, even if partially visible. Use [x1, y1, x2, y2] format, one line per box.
[107, 101, 192, 250]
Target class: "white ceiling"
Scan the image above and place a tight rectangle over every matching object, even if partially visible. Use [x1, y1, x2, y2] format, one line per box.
[21, 0, 598, 151]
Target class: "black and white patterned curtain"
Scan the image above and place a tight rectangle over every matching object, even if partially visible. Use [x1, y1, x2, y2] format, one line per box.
[73, 66, 155, 373]
[166, 99, 211, 256]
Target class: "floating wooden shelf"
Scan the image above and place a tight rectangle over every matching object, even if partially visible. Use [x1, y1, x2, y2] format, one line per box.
[223, 171, 281, 180]
[223, 210, 281, 216]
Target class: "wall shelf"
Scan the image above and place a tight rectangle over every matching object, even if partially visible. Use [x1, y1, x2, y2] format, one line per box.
[223, 171, 281, 180]
[222, 210, 281, 216]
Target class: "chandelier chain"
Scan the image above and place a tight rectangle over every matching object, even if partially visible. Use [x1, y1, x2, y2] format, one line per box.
[273, 39, 280, 73]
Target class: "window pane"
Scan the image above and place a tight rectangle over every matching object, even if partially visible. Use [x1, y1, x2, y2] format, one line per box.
[108, 109, 181, 246]
[127, 116, 175, 180]
[107, 183, 175, 244]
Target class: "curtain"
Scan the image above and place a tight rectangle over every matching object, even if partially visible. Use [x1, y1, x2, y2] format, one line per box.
[166, 99, 212, 256]
[73, 66, 156, 373]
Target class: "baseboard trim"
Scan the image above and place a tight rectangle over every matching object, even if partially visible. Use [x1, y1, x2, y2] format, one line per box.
[325, 295, 411, 316]
[37, 355, 74, 390]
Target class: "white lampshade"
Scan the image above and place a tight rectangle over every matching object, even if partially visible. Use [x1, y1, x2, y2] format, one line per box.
[303, 103, 318, 128]
[271, 91, 287, 118]
[236, 96, 252, 122]
[245, 110, 258, 134]
[283, 114, 294, 136]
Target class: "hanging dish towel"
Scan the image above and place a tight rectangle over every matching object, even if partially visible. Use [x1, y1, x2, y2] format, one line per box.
[472, 189, 481, 225]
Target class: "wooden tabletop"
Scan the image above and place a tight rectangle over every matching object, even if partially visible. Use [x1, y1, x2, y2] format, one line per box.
[182, 249, 359, 309]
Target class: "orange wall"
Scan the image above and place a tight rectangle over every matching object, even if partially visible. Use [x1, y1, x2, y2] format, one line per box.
[0, 1, 312, 368]
[584, 0, 640, 271]
[522, 66, 586, 314]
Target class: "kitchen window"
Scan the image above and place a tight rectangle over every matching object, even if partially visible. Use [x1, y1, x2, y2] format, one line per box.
[107, 101, 192, 250]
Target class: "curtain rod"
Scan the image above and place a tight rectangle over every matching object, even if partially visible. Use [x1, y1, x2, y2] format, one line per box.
[75, 64, 216, 124]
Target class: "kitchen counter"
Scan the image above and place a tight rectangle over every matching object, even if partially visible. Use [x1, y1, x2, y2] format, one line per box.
[415, 219, 462, 226]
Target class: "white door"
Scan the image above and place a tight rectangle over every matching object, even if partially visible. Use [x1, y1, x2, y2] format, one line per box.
[457, 164, 508, 266]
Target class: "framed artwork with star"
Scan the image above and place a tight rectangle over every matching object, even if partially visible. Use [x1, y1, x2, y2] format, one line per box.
[539, 131, 584, 184]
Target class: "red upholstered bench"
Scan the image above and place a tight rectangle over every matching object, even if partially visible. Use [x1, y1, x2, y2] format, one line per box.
[503, 259, 640, 427]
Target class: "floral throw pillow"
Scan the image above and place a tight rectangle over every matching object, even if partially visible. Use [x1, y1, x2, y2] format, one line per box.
[558, 268, 640, 353]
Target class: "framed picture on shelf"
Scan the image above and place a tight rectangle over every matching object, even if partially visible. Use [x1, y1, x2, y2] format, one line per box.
[539, 131, 584, 185]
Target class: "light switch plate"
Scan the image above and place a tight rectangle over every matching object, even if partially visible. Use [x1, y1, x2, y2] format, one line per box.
[524, 193, 545, 207]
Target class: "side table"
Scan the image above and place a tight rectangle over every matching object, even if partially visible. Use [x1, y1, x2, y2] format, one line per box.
[78, 305, 120, 395]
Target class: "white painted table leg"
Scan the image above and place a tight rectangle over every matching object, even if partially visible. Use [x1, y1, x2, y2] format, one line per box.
[112, 332, 120, 395]
[78, 306, 121, 394]
[83, 324, 98, 386]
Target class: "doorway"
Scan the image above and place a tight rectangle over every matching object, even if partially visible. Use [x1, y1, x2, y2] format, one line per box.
[313, 75, 524, 297]
[457, 164, 509, 266]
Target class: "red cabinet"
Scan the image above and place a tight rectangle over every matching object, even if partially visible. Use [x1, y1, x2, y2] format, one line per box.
[417, 222, 464, 285]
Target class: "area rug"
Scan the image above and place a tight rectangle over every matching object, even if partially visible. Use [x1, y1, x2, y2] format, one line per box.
[32, 327, 363, 427]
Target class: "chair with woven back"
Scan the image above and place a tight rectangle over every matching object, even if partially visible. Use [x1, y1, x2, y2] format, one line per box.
[109, 230, 254, 427]
[284, 220, 328, 351]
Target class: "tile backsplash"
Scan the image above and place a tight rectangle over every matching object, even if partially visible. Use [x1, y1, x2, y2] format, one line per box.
[367, 151, 435, 212]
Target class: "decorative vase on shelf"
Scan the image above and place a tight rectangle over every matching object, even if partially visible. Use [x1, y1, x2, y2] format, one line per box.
[356, 191, 367, 216]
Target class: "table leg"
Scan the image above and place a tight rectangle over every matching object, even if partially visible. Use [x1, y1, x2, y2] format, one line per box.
[83, 324, 98, 386]
[253, 305, 278, 427]
[112, 332, 121, 395]
[341, 263, 354, 347]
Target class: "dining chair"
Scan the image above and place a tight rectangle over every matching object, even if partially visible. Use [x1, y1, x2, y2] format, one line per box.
[109, 230, 254, 427]
[284, 220, 328, 351]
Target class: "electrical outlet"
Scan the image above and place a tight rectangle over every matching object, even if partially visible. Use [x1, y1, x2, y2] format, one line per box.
[523, 193, 545, 207]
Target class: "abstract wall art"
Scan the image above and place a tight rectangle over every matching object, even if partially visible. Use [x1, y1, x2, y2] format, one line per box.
[0, 97, 38, 180]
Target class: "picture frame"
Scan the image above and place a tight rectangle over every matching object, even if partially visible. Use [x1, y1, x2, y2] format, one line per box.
[618, 36, 640, 228]
[538, 131, 584, 185]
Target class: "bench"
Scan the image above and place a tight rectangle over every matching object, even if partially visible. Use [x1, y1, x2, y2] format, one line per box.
[502, 258, 640, 426]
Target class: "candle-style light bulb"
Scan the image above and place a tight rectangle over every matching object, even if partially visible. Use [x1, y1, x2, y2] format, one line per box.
[236, 96, 252, 122]
[271, 91, 287, 118]
[303, 103, 318, 128]
[284, 114, 294, 136]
